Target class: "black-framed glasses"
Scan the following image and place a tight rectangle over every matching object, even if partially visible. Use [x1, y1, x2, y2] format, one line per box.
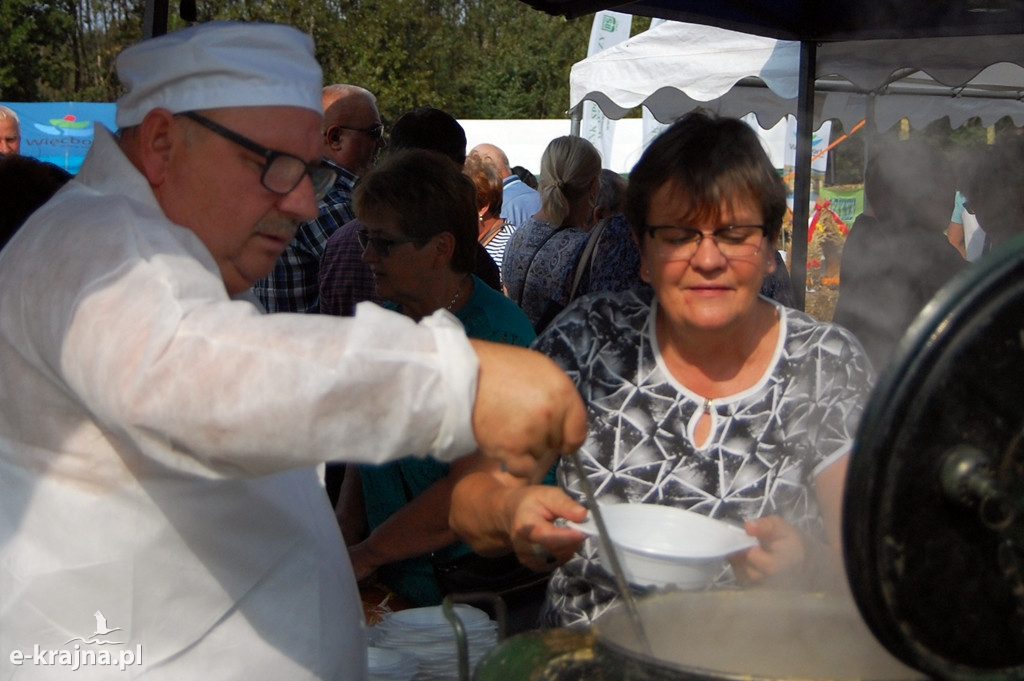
[646, 225, 766, 261]
[356, 229, 427, 257]
[330, 123, 385, 143]
[180, 111, 337, 200]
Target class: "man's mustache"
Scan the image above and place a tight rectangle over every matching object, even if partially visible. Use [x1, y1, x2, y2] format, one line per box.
[255, 217, 300, 240]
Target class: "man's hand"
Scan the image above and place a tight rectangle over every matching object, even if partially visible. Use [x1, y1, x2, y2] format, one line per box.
[469, 339, 587, 477]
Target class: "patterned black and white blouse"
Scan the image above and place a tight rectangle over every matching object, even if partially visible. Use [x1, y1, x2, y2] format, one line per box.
[534, 288, 875, 628]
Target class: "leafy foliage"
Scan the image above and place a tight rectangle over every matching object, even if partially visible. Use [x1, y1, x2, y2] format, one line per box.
[0, 0, 78, 100]
[7, 0, 1001, 181]
[304, 0, 594, 123]
[12, 0, 598, 123]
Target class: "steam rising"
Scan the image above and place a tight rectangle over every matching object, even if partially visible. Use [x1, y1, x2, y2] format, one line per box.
[832, 139, 966, 371]
[595, 590, 925, 679]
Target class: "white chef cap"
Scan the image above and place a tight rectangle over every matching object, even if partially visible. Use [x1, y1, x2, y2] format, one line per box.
[115, 21, 323, 128]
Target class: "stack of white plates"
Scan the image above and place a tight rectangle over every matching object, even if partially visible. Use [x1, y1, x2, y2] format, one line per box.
[367, 646, 418, 681]
[370, 605, 498, 681]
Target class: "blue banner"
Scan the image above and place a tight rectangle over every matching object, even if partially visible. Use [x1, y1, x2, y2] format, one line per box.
[2, 102, 116, 175]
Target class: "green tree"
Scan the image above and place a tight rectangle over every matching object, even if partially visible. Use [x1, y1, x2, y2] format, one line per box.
[0, 0, 78, 100]
[452, 0, 591, 119]
[309, 0, 594, 122]
[317, 0, 463, 120]
[70, 0, 146, 101]
[195, 0, 595, 123]
[12, 0, 610, 127]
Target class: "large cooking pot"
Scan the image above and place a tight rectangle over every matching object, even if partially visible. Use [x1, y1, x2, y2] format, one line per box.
[475, 236, 1024, 681]
[472, 589, 921, 681]
[591, 590, 922, 681]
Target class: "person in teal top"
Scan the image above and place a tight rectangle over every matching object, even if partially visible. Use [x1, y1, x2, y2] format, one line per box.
[335, 148, 537, 606]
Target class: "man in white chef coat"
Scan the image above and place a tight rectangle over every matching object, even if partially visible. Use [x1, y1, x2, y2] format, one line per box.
[0, 21, 584, 680]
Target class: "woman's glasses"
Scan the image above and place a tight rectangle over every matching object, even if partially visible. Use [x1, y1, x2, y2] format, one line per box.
[646, 225, 766, 261]
[181, 111, 337, 200]
[356, 229, 427, 257]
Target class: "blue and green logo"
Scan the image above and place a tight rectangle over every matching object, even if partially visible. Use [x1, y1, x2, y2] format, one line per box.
[33, 114, 93, 138]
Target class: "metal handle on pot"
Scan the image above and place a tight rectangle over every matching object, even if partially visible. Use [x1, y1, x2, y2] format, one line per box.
[442, 597, 471, 681]
[442, 593, 510, 681]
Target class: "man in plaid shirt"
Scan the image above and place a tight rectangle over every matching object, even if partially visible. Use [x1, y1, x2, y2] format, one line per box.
[254, 84, 384, 312]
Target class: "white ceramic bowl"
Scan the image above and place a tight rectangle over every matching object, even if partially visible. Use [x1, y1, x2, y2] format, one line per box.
[569, 503, 757, 590]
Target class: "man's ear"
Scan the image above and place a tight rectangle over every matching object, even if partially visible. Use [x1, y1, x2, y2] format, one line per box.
[325, 126, 343, 149]
[133, 108, 178, 188]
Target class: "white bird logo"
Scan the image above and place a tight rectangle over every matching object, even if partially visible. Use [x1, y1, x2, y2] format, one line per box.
[63, 611, 124, 645]
[92, 611, 122, 637]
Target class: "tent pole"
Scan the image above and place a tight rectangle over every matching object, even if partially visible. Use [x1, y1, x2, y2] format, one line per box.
[570, 107, 582, 137]
[143, 0, 169, 38]
[864, 94, 876, 180]
[791, 40, 816, 312]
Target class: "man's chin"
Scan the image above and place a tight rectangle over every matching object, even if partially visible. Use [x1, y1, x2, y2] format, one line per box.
[234, 258, 280, 290]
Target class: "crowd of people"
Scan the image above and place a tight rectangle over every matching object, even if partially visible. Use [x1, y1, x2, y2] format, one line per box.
[1, 17, 1021, 681]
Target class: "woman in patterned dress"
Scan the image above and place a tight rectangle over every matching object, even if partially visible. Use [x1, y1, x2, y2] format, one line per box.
[450, 113, 876, 628]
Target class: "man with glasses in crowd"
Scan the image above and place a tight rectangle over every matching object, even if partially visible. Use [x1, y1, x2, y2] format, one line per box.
[0, 22, 585, 680]
[253, 83, 384, 312]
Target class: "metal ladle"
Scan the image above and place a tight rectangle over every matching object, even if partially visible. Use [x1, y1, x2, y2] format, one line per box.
[570, 449, 654, 656]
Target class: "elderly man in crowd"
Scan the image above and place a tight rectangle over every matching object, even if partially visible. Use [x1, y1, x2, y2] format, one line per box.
[253, 83, 384, 312]
[471, 142, 541, 229]
[0, 21, 584, 681]
[0, 105, 20, 156]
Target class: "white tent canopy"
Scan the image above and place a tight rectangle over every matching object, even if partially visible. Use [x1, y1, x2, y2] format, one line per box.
[571, 22, 799, 125]
[570, 21, 1024, 131]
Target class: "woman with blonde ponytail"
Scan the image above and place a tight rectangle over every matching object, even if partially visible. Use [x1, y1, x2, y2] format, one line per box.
[502, 136, 601, 332]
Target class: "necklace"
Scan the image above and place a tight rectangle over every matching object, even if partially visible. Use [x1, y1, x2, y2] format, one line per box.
[445, 275, 470, 312]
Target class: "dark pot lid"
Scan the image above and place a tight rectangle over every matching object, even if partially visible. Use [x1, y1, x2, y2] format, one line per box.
[844, 236, 1024, 681]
